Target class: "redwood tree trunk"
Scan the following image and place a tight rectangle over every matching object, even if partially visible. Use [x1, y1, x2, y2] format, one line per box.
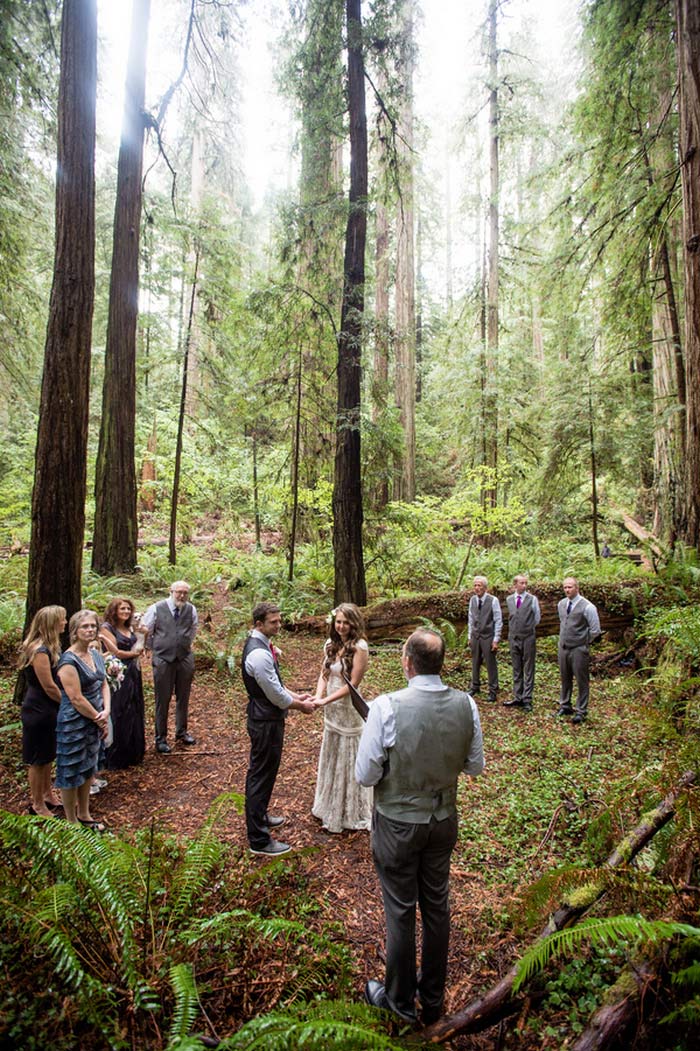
[332, 0, 367, 606]
[484, 0, 499, 510]
[676, 0, 700, 547]
[92, 0, 150, 574]
[25, 0, 96, 628]
[393, 0, 416, 503]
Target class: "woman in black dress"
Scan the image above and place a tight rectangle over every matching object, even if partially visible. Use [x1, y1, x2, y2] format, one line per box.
[99, 597, 147, 769]
[19, 605, 67, 816]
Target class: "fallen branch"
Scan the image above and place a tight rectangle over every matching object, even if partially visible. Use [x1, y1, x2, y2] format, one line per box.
[410, 769, 696, 1044]
[570, 956, 658, 1051]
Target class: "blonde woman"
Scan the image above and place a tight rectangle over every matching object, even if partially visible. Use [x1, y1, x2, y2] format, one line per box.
[312, 604, 372, 833]
[55, 610, 111, 831]
[19, 605, 67, 816]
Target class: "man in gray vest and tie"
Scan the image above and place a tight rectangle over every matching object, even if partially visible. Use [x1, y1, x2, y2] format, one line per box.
[556, 577, 601, 724]
[504, 574, 541, 712]
[468, 575, 502, 702]
[142, 580, 198, 753]
[357, 628, 484, 1026]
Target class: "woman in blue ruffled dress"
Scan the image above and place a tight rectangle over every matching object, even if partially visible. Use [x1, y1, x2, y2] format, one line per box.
[55, 609, 111, 831]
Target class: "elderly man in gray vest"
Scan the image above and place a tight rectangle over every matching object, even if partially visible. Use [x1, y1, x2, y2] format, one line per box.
[357, 628, 484, 1027]
[468, 575, 502, 702]
[142, 580, 198, 753]
[504, 574, 541, 712]
[556, 577, 601, 725]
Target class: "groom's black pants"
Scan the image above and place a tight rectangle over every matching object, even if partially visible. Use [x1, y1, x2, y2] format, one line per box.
[245, 718, 285, 849]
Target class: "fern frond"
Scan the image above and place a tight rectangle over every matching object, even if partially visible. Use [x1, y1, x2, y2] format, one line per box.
[167, 793, 240, 925]
[672, 957, 700, 988]
[168, 962, 200, 1046]
[513, 915, 700, 992]
[519, 865, 670, 925]
[217, 1003, 405, 1050]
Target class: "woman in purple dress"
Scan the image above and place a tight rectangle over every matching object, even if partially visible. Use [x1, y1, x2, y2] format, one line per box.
[99, 597, 147, 769]
[19, 605, 67, 816]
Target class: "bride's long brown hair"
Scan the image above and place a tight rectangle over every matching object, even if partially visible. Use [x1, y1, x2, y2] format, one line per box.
[323, 603, 367, 680]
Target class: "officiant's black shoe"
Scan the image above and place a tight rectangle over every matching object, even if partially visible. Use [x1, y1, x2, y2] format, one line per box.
[571, 713, 587, 725]
[265, 814, 285, 829]
[364, 979, 390, 1012]
[156, 740, 171, 754]
[503, 698, 523, 707]
[364, 980, 417, 1024]
[177, 732, 196, 745]
[421, 1004, 443, 1026]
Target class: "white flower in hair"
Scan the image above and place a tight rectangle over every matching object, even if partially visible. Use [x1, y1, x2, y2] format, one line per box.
[326, 607, 337, 625]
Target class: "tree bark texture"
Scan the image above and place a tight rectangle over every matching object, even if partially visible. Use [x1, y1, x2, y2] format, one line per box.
[411, 770, 695, 1044]
[393, 0, 416, 503]
[92, 0, 150, 574]
[676, 0, 700, 547]
[332, 0, 367, 605]
[26, 0, 96, 626]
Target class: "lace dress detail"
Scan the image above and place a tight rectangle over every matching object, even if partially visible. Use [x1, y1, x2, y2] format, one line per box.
[312, 638, 372, 833]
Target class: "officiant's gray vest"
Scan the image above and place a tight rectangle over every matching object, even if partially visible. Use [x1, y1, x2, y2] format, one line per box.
[152, 600, 194, 662]
[507, 593, 537, 639]
[559, 599, 593, 649]
[471, 595, 496, 639]
[374, 685, 475, 824]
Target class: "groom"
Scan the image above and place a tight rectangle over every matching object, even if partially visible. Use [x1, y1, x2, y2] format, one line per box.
[242, 601, 315, 856]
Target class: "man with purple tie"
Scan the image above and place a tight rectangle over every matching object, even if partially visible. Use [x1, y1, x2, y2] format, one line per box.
[504, 574, 540, 712]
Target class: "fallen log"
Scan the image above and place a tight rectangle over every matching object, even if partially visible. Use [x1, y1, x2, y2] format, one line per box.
[288, 585, 639, 643]
[569, 956, 658, 1051]
[408, 769, 696, 1045]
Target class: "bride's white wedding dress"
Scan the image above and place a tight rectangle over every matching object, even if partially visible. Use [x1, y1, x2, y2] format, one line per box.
[312, 638, 372, 833]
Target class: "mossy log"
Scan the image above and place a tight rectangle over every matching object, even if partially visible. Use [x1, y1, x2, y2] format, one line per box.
[569, 957, 658, 1051]
[289, 584, 640, 643]
[409, 769, 696, 1045]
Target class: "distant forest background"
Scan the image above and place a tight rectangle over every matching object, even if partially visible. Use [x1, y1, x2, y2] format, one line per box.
[1, 0, 700, 617]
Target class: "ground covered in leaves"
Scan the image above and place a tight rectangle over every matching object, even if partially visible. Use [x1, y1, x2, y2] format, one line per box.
[0, 590, 688, 1049]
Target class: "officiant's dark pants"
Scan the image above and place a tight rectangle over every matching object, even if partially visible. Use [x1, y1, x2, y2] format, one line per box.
[371, 809, 458, 1022]
[245, 718, 284, 849]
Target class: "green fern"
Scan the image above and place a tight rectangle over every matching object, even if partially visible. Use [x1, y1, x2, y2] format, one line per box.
[216, 1000, 406, 1050]
[164, 792, 241, 930]
[519, 864, 670, 926]
[513, 915, 700, 992]
[168, 962, 201, 1046]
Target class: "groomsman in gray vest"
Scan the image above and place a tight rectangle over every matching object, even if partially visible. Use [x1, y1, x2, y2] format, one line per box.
[468, 575, 502, 701]
[504, 574, 541, 712]
[357, 628, 484, 1026]
[142, 581, 198, 753]
[556, 577, 601, 725]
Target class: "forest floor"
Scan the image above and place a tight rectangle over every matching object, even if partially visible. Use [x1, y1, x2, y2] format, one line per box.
[0, 581, 679, 1049]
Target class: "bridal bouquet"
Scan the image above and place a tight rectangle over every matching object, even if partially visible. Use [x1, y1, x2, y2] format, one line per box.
[105, 656, 126, 690]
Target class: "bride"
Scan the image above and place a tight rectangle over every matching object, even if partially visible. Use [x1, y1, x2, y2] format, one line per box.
[312, 603, 372, 833]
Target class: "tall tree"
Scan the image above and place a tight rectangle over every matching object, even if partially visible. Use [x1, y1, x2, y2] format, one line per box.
[332, 0, 368, 605]
[92, 0, 151, 574]
[676, 0, 700, 548]
[483, 0, 500, 508]
[25, 0, 96, 631]
[393, 0, 417, 502]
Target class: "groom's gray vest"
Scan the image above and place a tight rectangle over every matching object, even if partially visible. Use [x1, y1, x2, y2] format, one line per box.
[374, 684, 475, 824]
[151, 601, 195, 662]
